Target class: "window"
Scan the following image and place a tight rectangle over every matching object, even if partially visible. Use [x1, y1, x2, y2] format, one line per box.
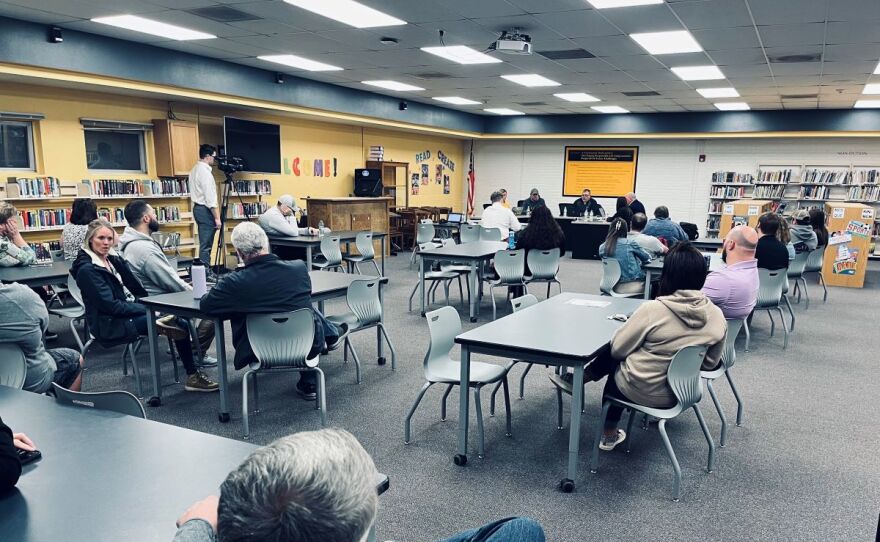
[0, 120, 36, 170]
[81, 119, 151, 173]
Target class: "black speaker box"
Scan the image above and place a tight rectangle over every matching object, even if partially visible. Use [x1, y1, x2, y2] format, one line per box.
[354, 168, 382, 197]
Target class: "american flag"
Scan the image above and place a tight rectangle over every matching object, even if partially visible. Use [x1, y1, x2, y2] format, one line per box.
[466, 140, 476, 217]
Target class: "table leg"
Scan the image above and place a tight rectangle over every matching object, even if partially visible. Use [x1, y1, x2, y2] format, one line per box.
[306, 245, 313, 269]
[643, 269, 653, 300]
[468, 260, 478, 322]
[560, 364, 585, 492]
[454, 345, 471, 466]
[380, 236, 386, 276]
[377, 283, 385, 366]
[146, 307, 162, 407]
[214, 319, 230, 423]
[419, 256, 426, 317]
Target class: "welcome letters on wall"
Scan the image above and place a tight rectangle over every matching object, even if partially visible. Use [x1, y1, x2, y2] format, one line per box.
[282, 156, 339, 178]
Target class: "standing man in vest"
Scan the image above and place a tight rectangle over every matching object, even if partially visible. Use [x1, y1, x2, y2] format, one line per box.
[190, 144, 220, 278]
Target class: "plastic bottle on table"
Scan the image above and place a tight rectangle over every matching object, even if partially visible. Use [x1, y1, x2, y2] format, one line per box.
[508, 232, 516, 250]
[318, 220, 325, 237]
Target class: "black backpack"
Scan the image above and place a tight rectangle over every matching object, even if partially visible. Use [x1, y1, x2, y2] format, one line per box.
[679, 222, 699, 241]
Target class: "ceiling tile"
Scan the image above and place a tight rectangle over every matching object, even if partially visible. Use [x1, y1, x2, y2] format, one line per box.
[574, 35, 646, 56]
[469, 14, 568, 42]
[708, 48, 768, 66]
[596, 4, 684, 34]
[827, 0, 880, 23]
[748, 0, 827, 25]
[691, 26, 761, 51]
[532, 9, 622, 38]
[670, 0, 754, 30]
[823, 44, 880, 63]
[505, 0, 593, 14]
[362, 0, 466, 23]
[821, 61, 876, 75]
[757, 23, 825, 48]
[441, 0, 526, 18]
[0, 2, 78, 23]
[825, 22, 880, 45]
[721, 64, 772, 77]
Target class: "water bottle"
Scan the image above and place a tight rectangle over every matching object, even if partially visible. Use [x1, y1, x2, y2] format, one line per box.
[191, 262, 207, 299]
[561, 205, 567, 217]
[318, 220, 325, 237]
[508, 231, 516, 250]
[587, 210, 593, 221]
[526, 206, 531, 217]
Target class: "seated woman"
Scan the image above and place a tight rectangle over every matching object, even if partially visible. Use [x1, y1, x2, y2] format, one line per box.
[62, 198, 97, 261]
[516, 205, 565, 256]
[599, 218, 650, 295]
[607, 196, 633, 226]
[809, 208, 829, 249]
[70, 218, 219, 393]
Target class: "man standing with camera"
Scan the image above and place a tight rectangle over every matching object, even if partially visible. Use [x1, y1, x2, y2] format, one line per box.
[189, 144, 220, 278]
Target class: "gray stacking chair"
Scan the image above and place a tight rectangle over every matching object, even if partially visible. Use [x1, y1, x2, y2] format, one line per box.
[47, 275, 90, 353]
[312, 235, 346, 272]
[151, 231, 181, 258]
[489, 294, 538, 415]
[753, 268, 789, 349]
[486, 250, 527, 320]
[343, 231, 381, 275]
[0, 343, 27, 389]
[327, 278, 397, 383]
[51, 382, 146, 418]
[480, 227, 503, 242]
[599, 258, 643, 298]
[404, 306, 512, 458]
[410, 223, 441, 268]
[787, 250, 811, 310]
[589, 345, 715, 502]
[408, 267, 459, 312]
[701, 319, 746, 447]
[802, 246, 828, 304]
[459, 224, 480, 243]
[245, 309, 326, 438]
[526, 248, 562, 298]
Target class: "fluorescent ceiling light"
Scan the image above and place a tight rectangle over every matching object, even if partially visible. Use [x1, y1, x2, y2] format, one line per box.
[501, 74, 561, 87]
[586, 0, 663, 8]
[283, 0, 405, 28]
[433, 96, 482, 105]
[697, 87, 739, 98]
[421, 46, 501, 65]
[591, 105, 630, 113]
[714, 102, 750, 111]
[554, 92, 600, 103]
[862, 83, 880, 94]
[484, 108, 524, 115]
[362, 80, 424, 91]
[854, 99, 880, 108]
[630, 30, 703, 55]
[258, 54, 343, 72]
[671, 65, 725, 81]
[91, 15, 216, 40]
[874, 61, 880, 74]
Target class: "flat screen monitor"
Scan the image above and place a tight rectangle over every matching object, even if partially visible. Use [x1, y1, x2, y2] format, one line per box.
[223, 117, 281, 174]
[446, 212, 463, 224]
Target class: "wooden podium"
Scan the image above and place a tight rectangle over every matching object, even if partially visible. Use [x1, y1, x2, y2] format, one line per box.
[305, 197, 392, 254]
[719, 199, 774, 238]
[822, 202, 873, 288]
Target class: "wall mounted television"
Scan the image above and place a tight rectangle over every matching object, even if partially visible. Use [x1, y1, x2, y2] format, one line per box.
[223, 116, 281, 174]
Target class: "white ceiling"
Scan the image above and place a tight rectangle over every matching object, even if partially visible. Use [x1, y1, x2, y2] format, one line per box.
[3, 0, 880, 115]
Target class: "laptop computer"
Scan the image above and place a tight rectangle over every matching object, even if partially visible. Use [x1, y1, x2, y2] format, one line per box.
[446, 212, 464, 224]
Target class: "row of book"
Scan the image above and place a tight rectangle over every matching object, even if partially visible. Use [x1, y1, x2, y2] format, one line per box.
[8, 177, 62, 198]
[230, 179, 271, 195]
[852, 169, 880, 185]
[706, 216, 721, 231]
[229, 202, 268, 219]
[797, 185, 830, 200]
[848, 185, 880, 202]
[754, 185, 787, 199]
[801, 169, 851, 185]
[711, 172, 754, 184]
[18, 206, 182, 230]
[756, 169, 793, 184]
[84, 178, 190, 197]
[29, 241, 61, 263]
[710, 186, 747, 199]
[707, 201, 725, 213]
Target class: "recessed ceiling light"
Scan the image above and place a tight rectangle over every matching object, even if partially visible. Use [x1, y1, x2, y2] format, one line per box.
[258, 54, 343, 72]
[591, 105, 630, 113]
[554, 92, 600, 102]
[501, 74, 561, 87]
[362, 80, 424, 91]
[283, 0, 405, 28]
[484, 108, 525, 115]
[421, 46, 501, 65]
[630, 30, 703, 55]
[91, 15, 216, 40]
[433, 96, 482, 105]
[862, 83, 880, 94]
[586, 0, 663, 8]
[714, 102, 750, 111]
[697, 87, 739, 98]
[854, 99, 880, 108]
[671, 65, 725, 81]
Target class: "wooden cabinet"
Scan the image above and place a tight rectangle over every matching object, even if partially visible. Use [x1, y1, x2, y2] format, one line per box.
[305, 197, 392, 254]
[153, 119, 200, 177]
[366, 160, 409, 209]
[822, 202, 873, 288]
[719, 199, 773, 238]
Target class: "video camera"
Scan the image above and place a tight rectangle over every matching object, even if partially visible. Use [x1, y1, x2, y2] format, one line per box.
[216, 154, 245, 174]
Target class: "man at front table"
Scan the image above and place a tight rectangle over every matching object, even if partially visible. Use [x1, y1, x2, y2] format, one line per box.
[571, 188, 604, 218]
[520, 188, 546, 215]
[258, 194, 320, 238]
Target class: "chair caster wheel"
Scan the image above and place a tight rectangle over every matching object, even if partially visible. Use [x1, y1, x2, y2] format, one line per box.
[488, 413, 495, 418]
[589, 469, 597, 474]
[218, 413, 230, 423]
[377, 357, 387, 366]
[505, 432, 511, 437]
[420, 312, 426, 317]
[404, 440, 410, 445]
[453, 454, 467, 466]
[720, 444, 725, 448]
[559, 478, 575, 493]
[672, 497, 680, 503]
[556, 426, 563, 430]
[469, 317, 477, 323]
[147, 396, 161, 407]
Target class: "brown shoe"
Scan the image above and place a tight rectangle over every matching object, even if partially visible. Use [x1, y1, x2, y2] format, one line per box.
[184, 371, 219, 392]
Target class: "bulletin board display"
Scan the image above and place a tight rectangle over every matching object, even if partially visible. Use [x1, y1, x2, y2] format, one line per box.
[562, 146, 638, 198]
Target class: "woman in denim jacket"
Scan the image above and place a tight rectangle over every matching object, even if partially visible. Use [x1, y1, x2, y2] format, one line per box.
[600, 218, 651, 295]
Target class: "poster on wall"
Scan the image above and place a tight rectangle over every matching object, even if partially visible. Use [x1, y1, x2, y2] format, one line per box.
[443, 174, 450, 194]
[562, 146, 638, 198]
[421, 164, 429, 184]
[411, 173, 420, 195]
[435, 163, 443, 184]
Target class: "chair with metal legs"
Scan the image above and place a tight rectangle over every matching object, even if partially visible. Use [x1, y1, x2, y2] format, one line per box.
[407, 264, 459, 312]
[599, 258, 643, 298]
[479, 227, 503, 242]
[786, 250, 810, 323]
[802, 246, 828, 305]
[589, 345, 716, 502]
[701, 319, 746, 447]
[244, 309, 326, 438]
[410, 223, 441, 268]
[489, 294, 538, 415]
[459, 224, 480, 243]
[525, 248, 562, 298]
[47, 275, 90, 353]
[51, 383, 146, 418]
[404, 306, 512, 458]
[312, 235, 346, 272]
[486, 250, 527, 320]
[752, 268, 789, 349]
[343, 231, 382, 275]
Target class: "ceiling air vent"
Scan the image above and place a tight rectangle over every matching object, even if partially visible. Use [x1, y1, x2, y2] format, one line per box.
[768, 53, 821, 63]
[407, 72, 453, 79]
[187, 6, 260, 22]
[518, 101, 547, 106]
[780, 94, 819, 100]
[622, 91, 661, 97]
[538, 49, 595, 60]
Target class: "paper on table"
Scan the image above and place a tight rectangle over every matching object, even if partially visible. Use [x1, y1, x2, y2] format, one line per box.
[565, 299, 611, 307]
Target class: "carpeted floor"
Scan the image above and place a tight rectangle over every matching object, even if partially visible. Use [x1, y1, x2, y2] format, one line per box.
[54, 255, 880, 541]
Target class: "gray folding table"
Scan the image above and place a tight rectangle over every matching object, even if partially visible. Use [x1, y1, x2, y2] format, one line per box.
[0, 261, 70, 287]
[268, 230, 388, 276]
[0, 386, 388, 542]
[417, 241, 506, 322]
[453, 292, 645, 492]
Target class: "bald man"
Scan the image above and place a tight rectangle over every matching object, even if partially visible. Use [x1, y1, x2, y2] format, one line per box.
[701, 225, 759, 319]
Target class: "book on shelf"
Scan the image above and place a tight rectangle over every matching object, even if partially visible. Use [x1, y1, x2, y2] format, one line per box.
[756, 169, 793, 184]
[797, 185, 830, 200]
[229, 201, 268, 218]
[802, 169, 850, 185]
[16, 208, 71, 230]
[29, 241, 61, 263]
[848, 185, 880, 202]
[851, 169, 880, 186]
[710, 186, 746, 199]
[230, 179, 272, 195]
[711, 172, 754, 184]
[753, 184, 786, 199]
[78, 178, 190, 197]
[5, 177, 62, 198]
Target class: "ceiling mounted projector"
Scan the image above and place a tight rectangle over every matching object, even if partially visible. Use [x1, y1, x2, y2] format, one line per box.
[490, 29, 532, 55]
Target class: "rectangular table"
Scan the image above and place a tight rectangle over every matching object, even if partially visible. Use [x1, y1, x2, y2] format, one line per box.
[454, 293, 645, 491]
[0, 386, 388, 542]
[0, 258, 193, 288]
[141, 271, 389, 422]
[268, 231, 388, 276]
[417, 241, 507, 322]
[642, 253, 726, 299]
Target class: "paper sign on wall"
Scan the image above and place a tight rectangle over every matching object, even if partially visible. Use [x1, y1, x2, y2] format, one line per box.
[845, 220, 870, 238]
[861, 208, 875, 220]
[832, 207, 845, 219]
[733, 215, 748, 227]
[748, 205, 759, 216]
[723, 204, 734, 214]
[829, 232, 852, 245]
[837, 244, 850, 260]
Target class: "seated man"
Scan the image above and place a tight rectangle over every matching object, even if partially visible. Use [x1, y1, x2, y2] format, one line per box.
[790, 209, 818, 254]
[173, 428, 545, 542]
[625, 191, 646, 215]
[0, 203, 36, 267]
[0, 280, 83, 394]
[257, 194, 319, 238]
[701, 225, 759, 320]
[628, 212, 667, 257]
[520, 188, 546, 215]
[572, 188, 603, 218]
[641, 206, 689, 245]
[200, 222, 347, 399]
[119, 199, 215, 364]
[1, 416, 36, 492]
[480, 190, 522, 240]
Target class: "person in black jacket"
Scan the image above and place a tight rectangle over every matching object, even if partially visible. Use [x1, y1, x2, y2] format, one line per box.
[571, 188, 604, 218]
[1, 416, 34, 493]
[625, 192, 646, 215]
[199, 222, 347, 400]
[754, 212, 790, 270]
[70, 218, 218, 392]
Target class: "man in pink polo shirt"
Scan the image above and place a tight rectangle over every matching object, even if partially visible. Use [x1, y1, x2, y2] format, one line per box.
[701, 225, 759, 320]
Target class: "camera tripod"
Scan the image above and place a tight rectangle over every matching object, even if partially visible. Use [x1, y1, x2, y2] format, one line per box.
[211, 171, 252, 273]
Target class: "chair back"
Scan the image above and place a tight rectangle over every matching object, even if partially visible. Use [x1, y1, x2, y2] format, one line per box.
[722, 318, 744, 370]
[666, 345, 708, 410]
[599, 258, 623, 295]
[510, 293, 538, 313]
[50, 249, 65, 262]
[756, 268, 786, 309]
[805, 246, 825, 273]
[67, 274, 85, 307]
[493, 250, 526, 284]
[354, 231, 375, 260]
[246, 309, 318, 369]
[0, 343, 27, 388]
[787, 250, 809, 278]
[480, 227, 503, 242]
[346, 278, 383, 326]
[423, 306, 461, 372]
[51, 382, 146, 418]
[319, 236, 343, 265]
[527, 248, 560, 280]
[416, 223, 436, 245]
[151, 232, 181, 256]
[459, 224, 480, 243]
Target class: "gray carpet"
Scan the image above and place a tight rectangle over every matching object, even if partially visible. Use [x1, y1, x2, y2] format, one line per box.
[53, 255, 880, 541]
